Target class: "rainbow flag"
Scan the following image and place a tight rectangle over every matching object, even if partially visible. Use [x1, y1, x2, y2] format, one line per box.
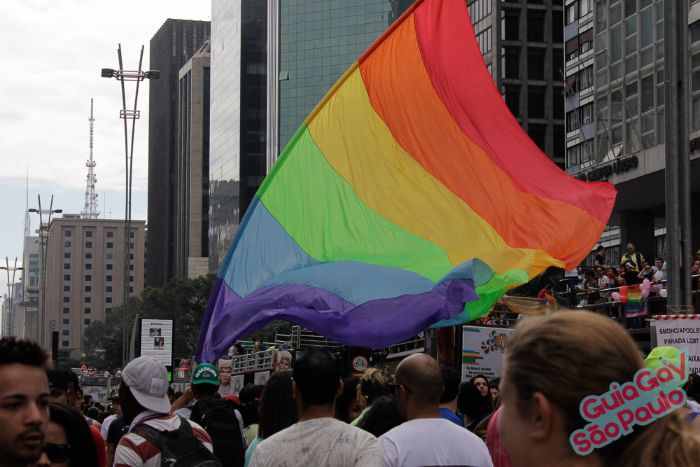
[196, 0, 616, 362]
[462, 350, 484, 365]
[623, 285, 648, 318]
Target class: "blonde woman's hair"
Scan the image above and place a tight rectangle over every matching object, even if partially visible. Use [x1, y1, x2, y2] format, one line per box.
[505, 310, 700, 467]
[357, 367, 389, 406]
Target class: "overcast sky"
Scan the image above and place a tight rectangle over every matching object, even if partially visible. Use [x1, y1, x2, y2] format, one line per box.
[0, 0, 210, 277]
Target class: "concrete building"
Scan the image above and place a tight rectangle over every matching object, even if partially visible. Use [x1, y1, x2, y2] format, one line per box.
[148, 19, 211, 288]
[176, 41, 211, 279]
[469, 0, 566, 166]
[564, 0, 700, 263]
[43, 217, 145, 355]
[19, 236, 40, 341]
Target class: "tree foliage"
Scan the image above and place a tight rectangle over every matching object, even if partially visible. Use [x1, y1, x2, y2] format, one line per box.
[82, 274, 216, 370]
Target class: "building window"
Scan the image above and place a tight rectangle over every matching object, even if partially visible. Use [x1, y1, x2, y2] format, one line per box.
[502, 46, 520, 79]
[85, 231, 93, 238]
[106, 286, 112, 293]
[63, 319, 69, 325]
[85, 253, 92, 259]
[63, 274, 70, 281]
[106, 264, 113, 271]
[63, 263, 70, 270]
[579, 0, 592, 17]
[84, 307, 91, 314]
[529, 124, 547, 151]
[129, 254, 134, 260]
[107, 231, 114, 238]
[84, 286, 91, 293]
[63, 308, 69, 314]
[85, 264, 92, 270]
[64, 241, 71, 248]
[85, 275, 91, 282]
[503, 9, 520, 40]
[85, 297, 91, 303]
[106, 253, 113, 260]
[106, 297, 112, 304]
[528, 48, 546, 80]
[107, 242, 113, 249]
[129, 276, 134, 282]
[106, 275, 112, 282]
[130, 231, 135, 239]
[579, 66, 593, 90]
[84, 319, 91, 325]
[62, 341, 69, 347]
[62, 330, 69, 336]
[129, 264, 134, 271]
[64, 252, 70, 259]
[64, 230, 71, 237]
[85, 242, 92, 249]
[527, 11, 545, 42]
[63, 297, 69, 303]
[566, 2, 578, 24]
[528, 86, 546, 118]
[129, 287, 134, 293]
[63, 286, 70, 292]
[130, 243, 135, 249]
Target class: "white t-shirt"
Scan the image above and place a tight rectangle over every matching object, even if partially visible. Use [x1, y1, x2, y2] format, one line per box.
[379, 418, 493, 467]
[249, 417, 381, 467]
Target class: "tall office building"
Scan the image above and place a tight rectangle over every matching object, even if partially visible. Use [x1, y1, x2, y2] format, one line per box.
[209, 0, 268, 272]
[209, 0, 414, 272]
[564, 0, 700, 260]
[148, 19, 211, 288]
[176, 41, 211, 280]
[43, 217, 145, 355]
[467, 0, 566, 166]
[19, 236, 40, 341]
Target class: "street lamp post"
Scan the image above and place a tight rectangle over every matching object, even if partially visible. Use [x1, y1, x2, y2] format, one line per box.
[101, 44, 159, 366]
[1, 258, 23, 337]
[28, 194, 62, 350]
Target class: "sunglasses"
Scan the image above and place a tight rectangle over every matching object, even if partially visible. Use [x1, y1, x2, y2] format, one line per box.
[43, 443, 71, 463]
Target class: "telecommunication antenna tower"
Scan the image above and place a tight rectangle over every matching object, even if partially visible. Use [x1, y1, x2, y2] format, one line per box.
[82, 98, 100, 219]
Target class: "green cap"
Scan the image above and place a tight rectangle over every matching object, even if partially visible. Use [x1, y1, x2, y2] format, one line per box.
[192, 363, 219, 386]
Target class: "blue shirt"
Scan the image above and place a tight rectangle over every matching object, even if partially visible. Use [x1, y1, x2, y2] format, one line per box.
[439, 407, 464, 427]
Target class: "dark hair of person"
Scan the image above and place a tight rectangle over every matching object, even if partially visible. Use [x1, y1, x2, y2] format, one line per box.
[0, 337, 48, 367]
[470, 374, 488, 386]
[489, 377, 501, 389]
[86, 406, 100, 420]
[258, 370, 297, 439]
[238, 384, 263, 427]
[458, 381, 492, 421]
[335, 378, 359, 422]
[439, 366, 461, 404]
[293, 349, 340, 407]
[192, 383, 218, 399]
[686, 373, 700, 400]
[356, 396, 406, 438]
[357, 368, 389, 405]
[48, 403, 99, 466]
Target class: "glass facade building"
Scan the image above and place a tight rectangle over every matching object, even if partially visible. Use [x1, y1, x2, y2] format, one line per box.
[209, 0, 267, 272]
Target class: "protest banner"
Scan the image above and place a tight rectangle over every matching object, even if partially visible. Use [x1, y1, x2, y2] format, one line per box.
[461, 325, 513, 382]
[140, 319, 174, 366]
[652, 315, 700, 375]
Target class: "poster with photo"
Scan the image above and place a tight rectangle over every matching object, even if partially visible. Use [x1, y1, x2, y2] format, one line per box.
[461, 326, 514, 382]
[231, 374, 245, 394]
[254, 371, 270, 386]
[140, 319, 173, 365]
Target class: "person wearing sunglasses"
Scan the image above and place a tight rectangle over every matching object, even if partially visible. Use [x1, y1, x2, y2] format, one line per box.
[34, 403, 99, 467]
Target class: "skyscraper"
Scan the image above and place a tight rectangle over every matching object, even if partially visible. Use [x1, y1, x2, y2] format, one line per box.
[209, 0, 414, 272]
[148, 19, 210, 288]
[176, 41, 211, 280]
[564, 0, 700, 261]
[469, 0, 566, 166]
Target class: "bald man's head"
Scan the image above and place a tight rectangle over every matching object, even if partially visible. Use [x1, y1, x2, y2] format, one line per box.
[395, 353, 444, 405]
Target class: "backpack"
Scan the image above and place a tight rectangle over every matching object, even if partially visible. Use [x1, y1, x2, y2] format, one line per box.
[132, 416, 222, 467]
[191, 398, 246, 467]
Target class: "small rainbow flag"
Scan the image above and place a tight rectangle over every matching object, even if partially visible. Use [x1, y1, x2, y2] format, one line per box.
[196, 0, 616, 362]
[623, 285, 648, 318]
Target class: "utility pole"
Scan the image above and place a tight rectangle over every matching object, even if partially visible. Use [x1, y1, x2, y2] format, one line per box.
[664, 0, 693, 311]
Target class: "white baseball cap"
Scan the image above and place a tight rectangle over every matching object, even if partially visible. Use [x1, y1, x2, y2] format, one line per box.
[121, 357, 171, 413]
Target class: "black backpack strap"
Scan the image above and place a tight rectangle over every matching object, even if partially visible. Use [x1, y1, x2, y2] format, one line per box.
[132, 416, 211, 466]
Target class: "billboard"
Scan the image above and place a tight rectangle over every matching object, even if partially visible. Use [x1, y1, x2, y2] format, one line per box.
[140, 319, 173, 366]
[653, 317, 700, 374]
[461, 325, 514, 382]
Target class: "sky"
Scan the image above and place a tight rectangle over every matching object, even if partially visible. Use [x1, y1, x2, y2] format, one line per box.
[0, 0, 211, 277]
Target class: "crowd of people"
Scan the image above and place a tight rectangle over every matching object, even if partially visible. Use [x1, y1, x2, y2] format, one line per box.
[561, 243, 700, 309]
[3, 309, 700, 466]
